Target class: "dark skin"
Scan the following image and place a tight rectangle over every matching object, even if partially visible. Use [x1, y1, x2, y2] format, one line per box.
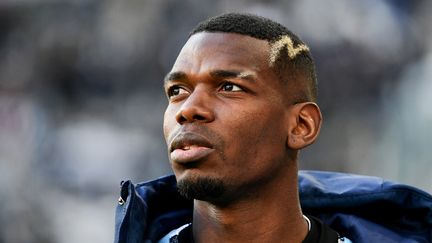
[163, 32, 322, 243]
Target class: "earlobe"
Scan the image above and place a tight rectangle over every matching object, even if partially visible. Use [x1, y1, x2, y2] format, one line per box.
[287, 102, 322, 150]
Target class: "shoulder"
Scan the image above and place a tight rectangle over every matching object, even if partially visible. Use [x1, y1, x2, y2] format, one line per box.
[299, 170, 432, 242]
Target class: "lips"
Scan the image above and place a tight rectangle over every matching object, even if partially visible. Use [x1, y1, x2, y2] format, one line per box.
[169, 133, 215, 164]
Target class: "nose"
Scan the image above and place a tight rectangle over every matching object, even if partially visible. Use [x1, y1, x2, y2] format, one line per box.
[175, 89, 215, 124]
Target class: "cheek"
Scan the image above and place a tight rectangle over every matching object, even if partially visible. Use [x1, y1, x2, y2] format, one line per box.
[219, 110, 287, 185]
[163, 106, 177, 143]
[224, 107, 287, 160]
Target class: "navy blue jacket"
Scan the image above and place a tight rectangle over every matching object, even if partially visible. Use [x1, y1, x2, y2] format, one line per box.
[114, 171, 432, 243]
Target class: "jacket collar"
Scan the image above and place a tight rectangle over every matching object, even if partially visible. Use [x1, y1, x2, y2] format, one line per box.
[115, 171, 432, 243]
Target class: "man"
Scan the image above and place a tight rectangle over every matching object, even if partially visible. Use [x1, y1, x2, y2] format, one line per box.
[114, 13, 432, 243]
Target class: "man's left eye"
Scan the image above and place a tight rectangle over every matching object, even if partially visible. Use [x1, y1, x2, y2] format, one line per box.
[221, 83, 243, 92]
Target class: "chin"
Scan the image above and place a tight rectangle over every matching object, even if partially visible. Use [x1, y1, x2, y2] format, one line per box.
[176, 174, 226, 202]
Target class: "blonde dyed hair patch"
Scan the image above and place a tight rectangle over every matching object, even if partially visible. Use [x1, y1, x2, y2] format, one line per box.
[269, 35, 309, 66]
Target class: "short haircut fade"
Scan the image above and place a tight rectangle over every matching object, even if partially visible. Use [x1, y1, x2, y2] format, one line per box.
[190, 13, 318, 102]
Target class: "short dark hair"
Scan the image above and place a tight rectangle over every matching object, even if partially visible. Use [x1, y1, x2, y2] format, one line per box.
[190, 13, 317, 102]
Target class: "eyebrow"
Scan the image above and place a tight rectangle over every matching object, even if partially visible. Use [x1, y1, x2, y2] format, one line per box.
[163, 69, 257, 84]
[210, 70, 257, 82]
[164, 71, 187, 84]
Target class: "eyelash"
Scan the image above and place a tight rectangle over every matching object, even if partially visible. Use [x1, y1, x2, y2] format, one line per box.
[221, 82, 244, 92]
[167, 85, 186, 98]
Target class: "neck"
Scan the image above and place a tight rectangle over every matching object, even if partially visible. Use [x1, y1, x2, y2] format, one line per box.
[192, 166, 308, 243]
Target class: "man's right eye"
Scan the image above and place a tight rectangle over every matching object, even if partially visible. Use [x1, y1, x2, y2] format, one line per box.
[167, 86, 187, 98]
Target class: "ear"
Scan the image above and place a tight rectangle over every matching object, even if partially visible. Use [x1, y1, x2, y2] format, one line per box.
[286, 102, 322, 150]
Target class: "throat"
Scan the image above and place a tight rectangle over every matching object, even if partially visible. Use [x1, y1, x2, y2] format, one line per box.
[192, 198, 308, 243]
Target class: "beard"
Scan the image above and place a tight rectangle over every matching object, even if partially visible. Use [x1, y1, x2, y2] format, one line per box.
[177, 176, 226, 203]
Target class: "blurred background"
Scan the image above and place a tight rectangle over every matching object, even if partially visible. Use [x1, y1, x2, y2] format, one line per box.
[0, 0, 431, 242]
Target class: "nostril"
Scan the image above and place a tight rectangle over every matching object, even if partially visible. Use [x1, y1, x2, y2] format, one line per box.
[175, 100, 215, 124]
[193, 114, 206, 121]
[176, 113, 207, 124]
[177, 115, 187, 124]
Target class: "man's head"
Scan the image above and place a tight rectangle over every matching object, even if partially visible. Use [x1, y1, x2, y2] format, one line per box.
[190, 12, 317, 103]
[163, 13, 322, 205]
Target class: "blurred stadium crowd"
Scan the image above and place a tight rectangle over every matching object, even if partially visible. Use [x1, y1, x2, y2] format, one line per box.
[0, 0, 431, 242]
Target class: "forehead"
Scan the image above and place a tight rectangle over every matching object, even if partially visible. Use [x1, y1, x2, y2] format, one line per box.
[171, 32, 270, 74]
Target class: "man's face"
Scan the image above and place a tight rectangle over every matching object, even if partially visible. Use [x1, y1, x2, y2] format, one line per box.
[163, 32, 292, 203]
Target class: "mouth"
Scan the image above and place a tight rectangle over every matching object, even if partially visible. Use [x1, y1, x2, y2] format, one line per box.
[169, 133, 215, 164]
